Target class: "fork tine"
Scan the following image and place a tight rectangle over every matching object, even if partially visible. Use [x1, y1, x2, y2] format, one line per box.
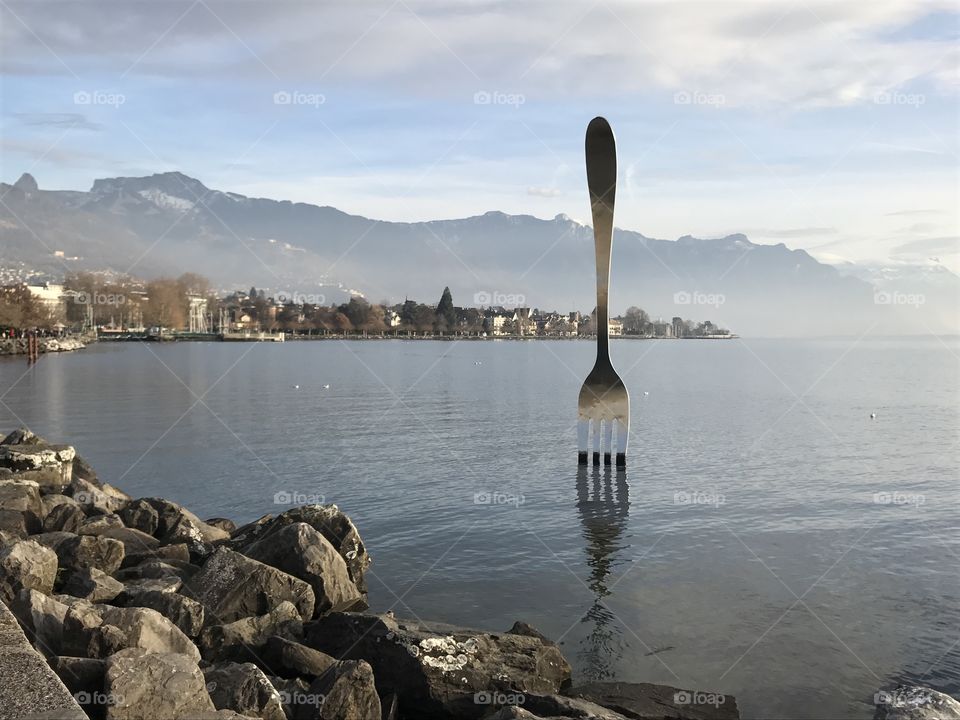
[603, 419, 613, 465]
[615, 417, 628, 468]
[577, 419, 589, 465]
[592, 419, 601, 465]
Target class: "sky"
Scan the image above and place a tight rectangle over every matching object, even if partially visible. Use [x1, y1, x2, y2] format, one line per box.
[1, 0, 958, 272]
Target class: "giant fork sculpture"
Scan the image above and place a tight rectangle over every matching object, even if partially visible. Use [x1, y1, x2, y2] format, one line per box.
[578, 117, 630, 467]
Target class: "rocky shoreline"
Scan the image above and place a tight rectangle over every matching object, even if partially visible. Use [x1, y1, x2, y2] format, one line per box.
[0, 336, 87, 357]
[0, 429, 955, 720]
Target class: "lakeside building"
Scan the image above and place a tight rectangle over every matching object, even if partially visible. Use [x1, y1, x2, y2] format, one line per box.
[533, 311, 575, 337]
[5, 276, 730, 339]
[484, 309, 510, 336]
[512, 307, 536, 336]
[229, 308, 255, 330]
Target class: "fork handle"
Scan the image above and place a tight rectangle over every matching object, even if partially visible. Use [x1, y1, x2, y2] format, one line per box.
[585, 117, 616, 363]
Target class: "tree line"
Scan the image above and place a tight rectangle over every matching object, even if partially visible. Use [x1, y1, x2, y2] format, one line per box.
[258, 287, 488, 334]
[1, 272, 727, 337]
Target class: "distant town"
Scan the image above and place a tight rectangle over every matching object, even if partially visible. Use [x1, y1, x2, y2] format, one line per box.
[0, 271, 733, 340]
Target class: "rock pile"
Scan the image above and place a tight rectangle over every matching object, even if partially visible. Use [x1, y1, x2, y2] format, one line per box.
[0, 427, 743, 719]
[0, 336, 86, 357]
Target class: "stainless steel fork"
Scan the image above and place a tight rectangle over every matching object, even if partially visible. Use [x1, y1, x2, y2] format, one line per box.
[578, 117, 630, 467]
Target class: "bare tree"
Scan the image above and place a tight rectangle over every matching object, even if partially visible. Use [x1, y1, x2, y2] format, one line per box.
[622, 306, 649, 335]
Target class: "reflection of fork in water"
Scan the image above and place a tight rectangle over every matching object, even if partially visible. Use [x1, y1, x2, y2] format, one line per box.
[575, 465, 631, 680]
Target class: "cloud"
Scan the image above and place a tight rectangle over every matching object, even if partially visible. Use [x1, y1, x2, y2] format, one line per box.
[892, 236, 960, 254]
[885, 208, 942, 216]
[527, 186, 561, 198]
[1, 1, 956, 108]
[14, 113, 102, 131]
[0, 137, 108, 165]
[742, 227, 838, 239]
[866, 142, 951, 157]
[0, 0, 956, 276]
[895, 222, 940, 234]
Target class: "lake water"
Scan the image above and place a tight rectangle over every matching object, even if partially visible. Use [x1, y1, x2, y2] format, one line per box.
[1, 337, 958, 718]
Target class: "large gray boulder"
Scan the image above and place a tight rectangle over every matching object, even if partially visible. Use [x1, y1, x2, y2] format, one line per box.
[41, 493, 80, 524]
[0, 508, 28, 538]
[231, 504, 371, 598]
[261, 636, 337, 679]
[116, 574, 184, 597]
[66, 477, 130, 515]
[77, 513, 124, 536]
[119, 499, 159, 536]
[60, 599, 126, 659]
[97, 605, 201, 662]
[43, 502, 86, 533]
[62, 618, 127, 659]
[203, 662, 286, 720]
[62, 566, 124, 603]
[493, 693, 631, 719]
[103, 648, 215, 719]
[0, 441, 75, 493]
[115, 558, 196, 584]
[0, 539, 58, 603]
[199, 601, 303, 663]
[244, 522, 363, 616]
[162, 512, 230, 552]
[874, 686, 960, 720]
[142, 497, 230, 547]
[305, 613, 571, 720]
[206, 517, 237, 534]
[294, 659, 381, 720]
[565, 681, 740, 719]
[1, 427, 39, 445]
[41, 492, 79, 514]
[91, 526, 162, 556]
[117, 589, 205, 638]
[141, 497, 199, 536]
[71, 453, 98, 483]
[186, 547, 315, 623]
[0, 478, 44, 532]
[122, 542, 191, 568]
[43, 533, 125, 575]
[11, 588, 69, 655]
[30, 530, 75, 548]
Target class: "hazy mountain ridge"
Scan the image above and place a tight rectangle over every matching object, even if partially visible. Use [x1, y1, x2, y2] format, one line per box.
[1, 172, 955, 336]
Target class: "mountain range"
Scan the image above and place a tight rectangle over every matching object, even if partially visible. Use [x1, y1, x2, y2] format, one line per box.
[1, 171, 955, 336]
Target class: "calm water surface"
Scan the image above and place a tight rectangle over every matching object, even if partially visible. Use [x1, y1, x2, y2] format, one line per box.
[1, 337, 958, 719]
